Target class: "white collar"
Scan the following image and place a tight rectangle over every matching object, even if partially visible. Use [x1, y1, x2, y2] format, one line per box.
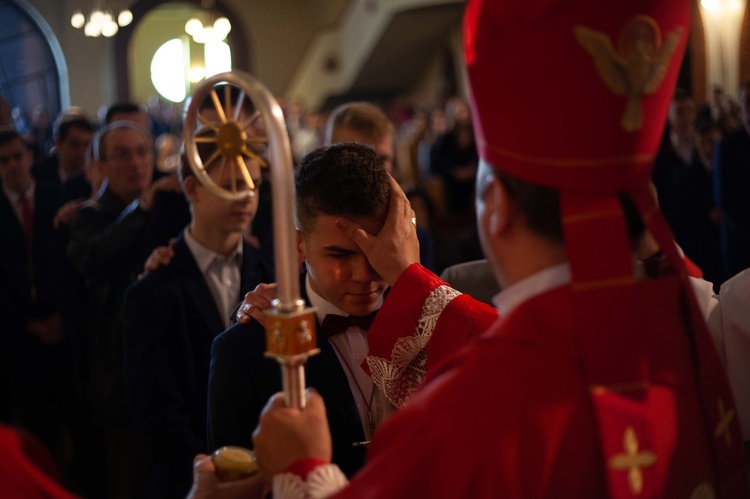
[305, 273, 383, 324]
[3, 179, 35, 206]
[183, 227, 243, 273]
[492, 263, 571, 315]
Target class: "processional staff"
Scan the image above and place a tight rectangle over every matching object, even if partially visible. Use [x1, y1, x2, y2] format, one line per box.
[182, 71, 320, 479]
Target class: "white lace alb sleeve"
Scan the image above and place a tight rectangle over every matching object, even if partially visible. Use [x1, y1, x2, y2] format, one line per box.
[272, 464, 349, 499]
[365, 285, 461, 407]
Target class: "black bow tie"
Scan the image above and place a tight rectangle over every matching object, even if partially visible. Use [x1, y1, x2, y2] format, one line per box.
[321, 311, 378, 338]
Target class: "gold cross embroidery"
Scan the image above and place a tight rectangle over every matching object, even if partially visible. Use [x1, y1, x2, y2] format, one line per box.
[714, 397, 735, 448]
[608, 426, 656, 495]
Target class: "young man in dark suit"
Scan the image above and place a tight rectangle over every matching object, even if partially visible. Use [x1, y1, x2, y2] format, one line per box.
[207, 142, 397, 478]
[0, 129, 64, 451]
[122, 132, 273, 498]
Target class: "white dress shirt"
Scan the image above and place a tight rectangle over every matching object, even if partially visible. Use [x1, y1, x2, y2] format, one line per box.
[306, 275, 394, 439]
[183, 228, 242, 329]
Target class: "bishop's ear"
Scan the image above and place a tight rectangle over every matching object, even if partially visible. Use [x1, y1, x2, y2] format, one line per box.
[485, 175, 514, 237]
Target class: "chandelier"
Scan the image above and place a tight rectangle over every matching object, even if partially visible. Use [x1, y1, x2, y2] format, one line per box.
[184, 0, 231, 44]
[70, 2, 133, 38]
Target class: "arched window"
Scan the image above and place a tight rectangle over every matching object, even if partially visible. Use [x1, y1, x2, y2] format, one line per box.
[0, 0, 68, 136]
[150, 37, 233, 104]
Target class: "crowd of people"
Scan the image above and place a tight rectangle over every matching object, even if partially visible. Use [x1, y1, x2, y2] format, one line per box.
[1, 0, 749, 497]
[0, 87, 484, 497]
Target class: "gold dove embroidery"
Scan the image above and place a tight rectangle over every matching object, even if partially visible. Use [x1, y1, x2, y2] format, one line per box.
[574, 15, 683, 132]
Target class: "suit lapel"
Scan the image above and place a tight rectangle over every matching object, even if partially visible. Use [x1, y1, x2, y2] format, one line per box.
[298, 274, 366, 444]
[173, 235, 226, 337]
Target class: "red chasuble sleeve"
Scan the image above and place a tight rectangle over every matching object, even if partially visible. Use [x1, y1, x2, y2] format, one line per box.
[364, 264, 498, 407]
[0, 425, 79, 499]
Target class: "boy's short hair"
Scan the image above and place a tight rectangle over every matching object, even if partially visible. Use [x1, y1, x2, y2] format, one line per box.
[326, 102, 393, 144]
[93, 121, 153, 161]
[296, 142, 390, 233]
[0, 127, 24, 148]
[54, 107, 95, 142]
[105, 102, 147, 124]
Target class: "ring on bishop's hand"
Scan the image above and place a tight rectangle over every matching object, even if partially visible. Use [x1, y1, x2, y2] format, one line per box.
[411, 217, 417, 227]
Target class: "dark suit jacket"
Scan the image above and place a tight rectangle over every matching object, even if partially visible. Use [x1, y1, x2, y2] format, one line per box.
[68, 186, 151, 425]
[208, 276, 368, 478]
[0, 180, 60, 342]
[714, 126, 750, 278]
[123, 233, 273, 499]
[59, 171, 92, 205]
[0, 180, 61, 429]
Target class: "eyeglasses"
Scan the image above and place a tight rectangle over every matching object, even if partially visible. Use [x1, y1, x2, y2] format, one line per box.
[104, 147, 152, 164]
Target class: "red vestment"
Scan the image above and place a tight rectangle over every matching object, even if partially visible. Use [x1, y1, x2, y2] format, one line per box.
[0, 425, 78, 499]
[365, 264, 497, 407]
[342, 268, 748, 498]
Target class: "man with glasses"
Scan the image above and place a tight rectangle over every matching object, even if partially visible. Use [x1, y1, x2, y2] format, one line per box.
[67, 121, 181, 498]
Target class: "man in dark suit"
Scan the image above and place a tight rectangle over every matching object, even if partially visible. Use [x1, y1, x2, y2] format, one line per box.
[0, 129, 64, 451]
[123, 133, 273, 498]
[208, 143, 399, 478]
[714, 82, 750, 279]
[31, 108, 94, 204]
[67, 121, 183, 498]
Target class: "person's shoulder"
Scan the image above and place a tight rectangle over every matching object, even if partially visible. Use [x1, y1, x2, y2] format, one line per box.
[719, 268, 750, 303]
[722, 126, 750, 147]
[128, 264, 176, 295]
[212, 320, 266, 355]
[241, 240, 275, 281]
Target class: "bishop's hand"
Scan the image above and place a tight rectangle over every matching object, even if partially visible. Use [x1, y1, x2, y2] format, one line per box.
[336, 175, 420, 286]
[253, 390, 332, 481]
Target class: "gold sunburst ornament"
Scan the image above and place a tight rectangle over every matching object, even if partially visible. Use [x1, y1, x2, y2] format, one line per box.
[185, 76, 271, 201]
[575, 15, 683, 133]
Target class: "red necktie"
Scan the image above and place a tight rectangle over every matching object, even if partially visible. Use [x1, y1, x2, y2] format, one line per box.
[321, 311, 378, 338]
[18, 192, 33, 247]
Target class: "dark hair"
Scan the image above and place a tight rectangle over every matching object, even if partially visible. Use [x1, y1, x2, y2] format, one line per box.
[494, 170, 563, 244]
[105, 102, 147, 124]
[93, 121, 152, 161]
[671, 88, 693, 103]
[0, 128, 24, 148]
[55, 114, 94, 142]
[696, 120, 720, 136]
[493, 170, 646, 248]
[295, 142, 390, 233]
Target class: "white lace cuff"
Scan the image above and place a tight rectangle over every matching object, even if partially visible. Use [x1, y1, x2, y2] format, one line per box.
[367, 285, 461, 407]
[272, 464, 349, 498]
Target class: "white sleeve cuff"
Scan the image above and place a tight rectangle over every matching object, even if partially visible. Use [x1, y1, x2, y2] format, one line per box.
[273, 464, 349, 498]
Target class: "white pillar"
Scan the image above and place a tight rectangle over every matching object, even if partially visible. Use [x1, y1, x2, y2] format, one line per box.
[700, 0, 747, 99]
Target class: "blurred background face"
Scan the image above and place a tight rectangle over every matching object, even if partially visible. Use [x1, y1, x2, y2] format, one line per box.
[668, 98, 696, 134]
[696, 128, 721, 164]
[100, 128, 154, 203]
[56, 125, 92, 173]
[192, 157, 261, 234]
[0, 137, 32, 192]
